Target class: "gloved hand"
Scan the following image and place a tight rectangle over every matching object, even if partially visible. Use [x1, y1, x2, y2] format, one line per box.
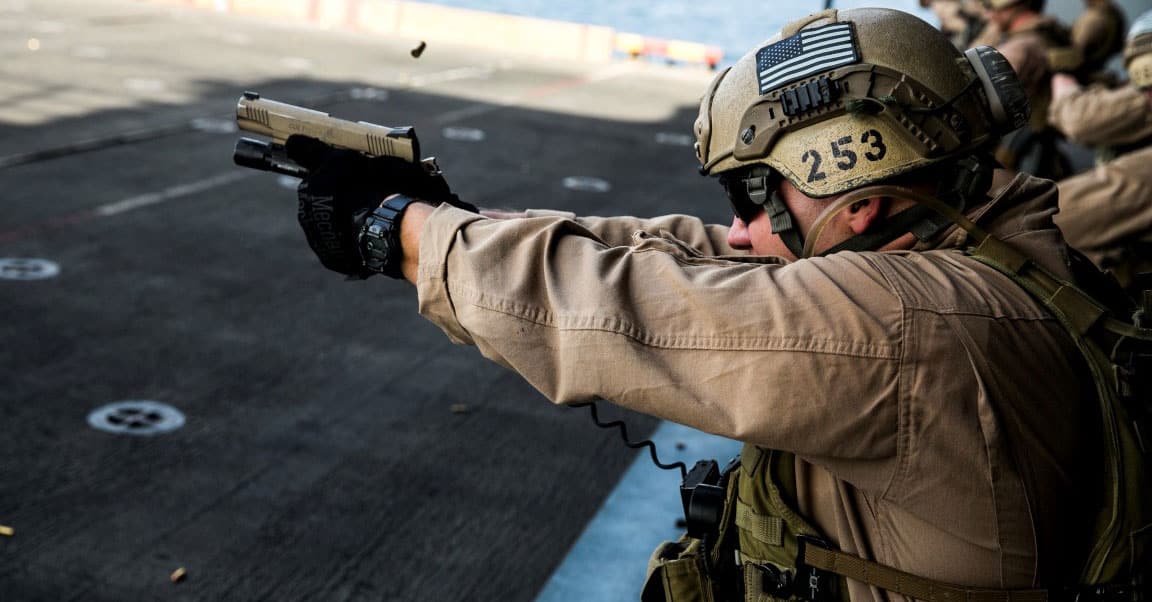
[286, 135, 473, 277]
[286, 136, 385, 277]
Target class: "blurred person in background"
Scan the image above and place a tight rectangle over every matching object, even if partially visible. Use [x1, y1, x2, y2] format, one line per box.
[1051, 9, 1152, 291]
[1069, 0, 1127, 83]
[976, 0, 1075, 180]
[919, 0, 987, 47]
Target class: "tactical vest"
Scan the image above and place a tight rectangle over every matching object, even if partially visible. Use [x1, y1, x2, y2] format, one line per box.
[642, 202, 1152, 602]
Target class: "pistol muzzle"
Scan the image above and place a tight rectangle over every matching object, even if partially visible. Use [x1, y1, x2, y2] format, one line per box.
[233, 137, 306, 178]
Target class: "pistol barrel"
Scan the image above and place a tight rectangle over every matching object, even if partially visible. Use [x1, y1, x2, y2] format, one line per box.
[233, 137, 307, 177]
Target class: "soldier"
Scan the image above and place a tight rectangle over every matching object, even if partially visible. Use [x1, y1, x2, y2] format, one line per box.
[1051, 10, 1152, 290]
[975, 0, 1074, 180]
[919, 0, 986, 48]
[283, 8, 1146, 602]
[1070, 0, 1127, 82]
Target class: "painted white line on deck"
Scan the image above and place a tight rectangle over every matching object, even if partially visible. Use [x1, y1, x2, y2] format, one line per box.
[95, 171, 251, 216]
[406, 65, 496, 88]
[432, 62, 638, 125]
[534, 421, 741, 602]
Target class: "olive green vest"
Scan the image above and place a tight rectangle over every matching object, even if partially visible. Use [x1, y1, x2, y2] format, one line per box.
[642, 447, 838, 602]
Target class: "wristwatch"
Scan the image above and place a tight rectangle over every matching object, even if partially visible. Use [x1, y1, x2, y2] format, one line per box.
[358, 194, 421, 279]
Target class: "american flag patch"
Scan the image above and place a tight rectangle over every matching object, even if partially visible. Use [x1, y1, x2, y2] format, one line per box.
[756, 23, 859, 95]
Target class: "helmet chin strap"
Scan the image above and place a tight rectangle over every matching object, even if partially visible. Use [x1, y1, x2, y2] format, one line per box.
[802, 186, 916, 258]
[784, 155, 994, 258]
[763, 186, 946, 259]
[760, 191, 806, 258]
[801, 183, 990, 258]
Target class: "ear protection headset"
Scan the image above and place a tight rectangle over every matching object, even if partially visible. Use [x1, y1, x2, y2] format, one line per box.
[964, 45, 1032, 135]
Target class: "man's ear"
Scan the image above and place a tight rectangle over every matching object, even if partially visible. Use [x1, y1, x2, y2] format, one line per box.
[847, 197, 886, 235]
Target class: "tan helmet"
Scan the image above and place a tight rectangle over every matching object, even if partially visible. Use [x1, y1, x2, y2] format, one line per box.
[1126, 10, 1152, 88]
[694, 7, 1028, 198]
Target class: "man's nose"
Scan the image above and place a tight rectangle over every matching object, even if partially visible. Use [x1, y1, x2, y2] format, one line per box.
[727, 215, 752, 249]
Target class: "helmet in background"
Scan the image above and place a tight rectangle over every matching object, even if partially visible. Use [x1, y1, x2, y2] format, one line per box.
[1125, 10, 1152, 88]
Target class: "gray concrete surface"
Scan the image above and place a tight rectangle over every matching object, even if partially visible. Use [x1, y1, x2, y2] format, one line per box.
[0, 1, 727, 600]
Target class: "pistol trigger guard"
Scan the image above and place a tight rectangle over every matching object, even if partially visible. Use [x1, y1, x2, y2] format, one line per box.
[420, 157, 443, 176]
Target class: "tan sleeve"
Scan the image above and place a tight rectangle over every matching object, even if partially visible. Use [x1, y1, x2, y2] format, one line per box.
[522, 209, 738, 255]
[1055, 146, 1152, 265]
[415, 204, 904, 493]
[1048, 85, 1152, 146]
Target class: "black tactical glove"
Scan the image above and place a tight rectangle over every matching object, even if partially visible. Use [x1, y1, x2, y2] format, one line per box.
[286, 135, 474, 278]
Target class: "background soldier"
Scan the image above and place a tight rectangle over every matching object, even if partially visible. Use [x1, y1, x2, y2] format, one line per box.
[975, 0, 1075, 180]
[1070, 0, 1128, 82]
[919, 0, 988, 48]
[283, 8, 1124, 602]
[1052, 10, 1152, 290]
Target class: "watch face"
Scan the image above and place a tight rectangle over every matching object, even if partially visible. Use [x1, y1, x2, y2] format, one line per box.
[363, 232, 389, 255]
[360, 211, 398, 274]
[358, 197, 415, 277]
[376, 236, 392, 258]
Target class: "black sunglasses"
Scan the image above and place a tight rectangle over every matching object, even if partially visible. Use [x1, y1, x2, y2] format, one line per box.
[718, 166, 779, 224]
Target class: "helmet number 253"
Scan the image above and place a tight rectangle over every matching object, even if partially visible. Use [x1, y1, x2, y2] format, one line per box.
[801, 129, 888, 183]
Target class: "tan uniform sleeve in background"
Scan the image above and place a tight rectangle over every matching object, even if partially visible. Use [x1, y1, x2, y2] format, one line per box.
[1048, 85, 1152, 147]
[1056, 145, 1152, 267]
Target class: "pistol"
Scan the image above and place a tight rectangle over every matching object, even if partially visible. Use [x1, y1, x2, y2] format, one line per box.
[232, 91, 444, 179]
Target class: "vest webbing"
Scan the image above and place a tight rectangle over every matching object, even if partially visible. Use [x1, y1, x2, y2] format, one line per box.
[799, 545, 1049, 602]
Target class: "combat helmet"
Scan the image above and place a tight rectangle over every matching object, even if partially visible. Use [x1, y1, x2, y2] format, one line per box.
[695, 8, 1028, 196]
[694, 8, 1028, 256]
[1126, 10, 1152, 88]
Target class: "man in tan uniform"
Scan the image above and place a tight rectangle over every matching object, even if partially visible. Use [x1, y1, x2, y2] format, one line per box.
[1070, 0, 1127, 81]
[920, 0, 986, 48]
[975, 0, 1074, 180]
[283, 8, 1144, 602]
[1051, 10, 1152, 289]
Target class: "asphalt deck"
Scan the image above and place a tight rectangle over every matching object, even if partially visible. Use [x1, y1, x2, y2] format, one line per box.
[0, 1, 732, 600]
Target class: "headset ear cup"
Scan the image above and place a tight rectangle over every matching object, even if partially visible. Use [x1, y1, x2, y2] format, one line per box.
[964, 45, 1031, 134]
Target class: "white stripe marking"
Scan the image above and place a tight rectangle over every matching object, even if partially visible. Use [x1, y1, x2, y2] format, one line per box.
[95, 171, 250, 216]
[430, 62, 636, 124]
[407, 65, 496, 88]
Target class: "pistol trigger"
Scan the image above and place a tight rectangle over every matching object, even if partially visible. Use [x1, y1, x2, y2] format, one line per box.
[420, 157, 443, 176]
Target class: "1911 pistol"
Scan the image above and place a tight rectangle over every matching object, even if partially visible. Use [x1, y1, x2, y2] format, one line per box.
[231, 91, 444, 178]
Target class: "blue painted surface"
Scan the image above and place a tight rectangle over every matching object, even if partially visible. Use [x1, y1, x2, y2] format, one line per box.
[534, 422, 742, 602]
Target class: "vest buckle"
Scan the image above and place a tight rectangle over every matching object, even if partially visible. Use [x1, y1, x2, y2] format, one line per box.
[795, 536, 839, 602]
[1061, 581, 1146, 602]
[754, 562, 795, 597]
